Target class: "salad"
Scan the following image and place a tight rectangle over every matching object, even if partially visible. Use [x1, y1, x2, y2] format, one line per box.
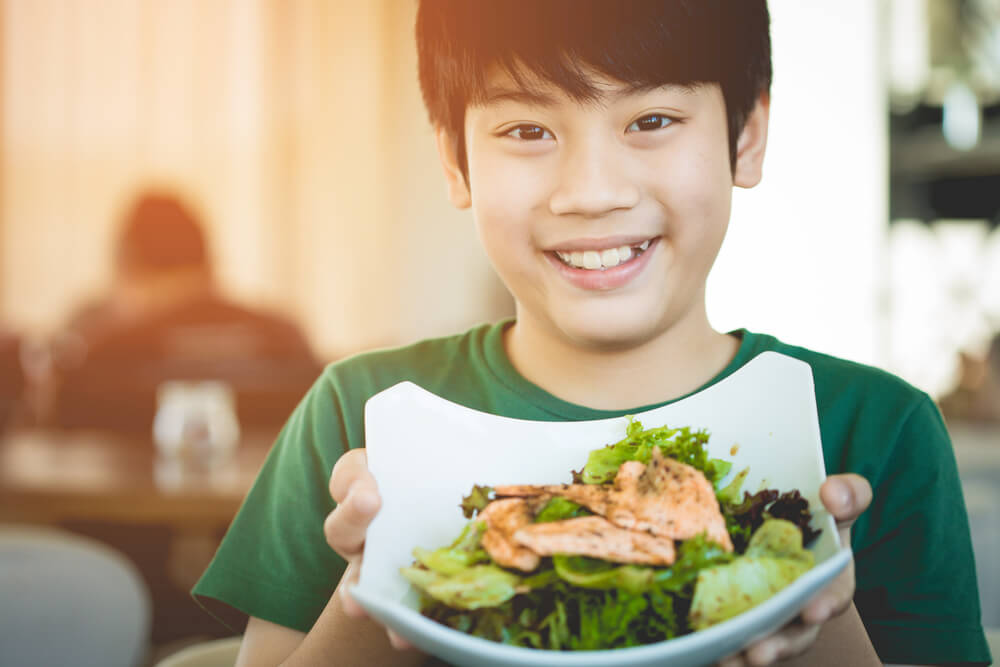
[401, 418, 820, 651]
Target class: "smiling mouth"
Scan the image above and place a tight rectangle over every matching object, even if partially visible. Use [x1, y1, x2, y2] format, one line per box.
[553, 239, 653, 271]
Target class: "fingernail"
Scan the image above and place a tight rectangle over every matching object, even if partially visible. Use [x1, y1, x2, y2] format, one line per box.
[752, 642, 777, 664]
[832, 482, 850, 511]
[805, 601, 829, 623]
[388, 630, 411, 650]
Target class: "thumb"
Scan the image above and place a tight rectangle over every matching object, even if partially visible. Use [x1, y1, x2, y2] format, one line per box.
[820, 473, 872, 530]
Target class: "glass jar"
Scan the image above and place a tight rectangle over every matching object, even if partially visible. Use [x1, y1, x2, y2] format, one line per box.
[153, 380, 240, 471]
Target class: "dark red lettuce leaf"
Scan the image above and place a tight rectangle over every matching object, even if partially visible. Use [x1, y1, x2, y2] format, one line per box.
[723, 488, 820, 553]
[768, 490, 821, 546]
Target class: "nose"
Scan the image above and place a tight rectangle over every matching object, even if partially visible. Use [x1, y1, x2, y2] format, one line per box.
[548, 136, 640, 218]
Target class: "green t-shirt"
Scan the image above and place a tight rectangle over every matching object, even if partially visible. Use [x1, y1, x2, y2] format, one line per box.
[193, 323, 992, 665]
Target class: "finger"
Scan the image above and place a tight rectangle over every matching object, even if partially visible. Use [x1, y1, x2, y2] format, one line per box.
[716, 654, 745, 667]
[337, 561, 368, 618]
[819, 474, 872, 527]
[388, 629, 415, 650]
[800, 563, 855, 624]
[745, 622, 820, 665]
[329, 448, 370, 502]
[324, 482, 382, 559]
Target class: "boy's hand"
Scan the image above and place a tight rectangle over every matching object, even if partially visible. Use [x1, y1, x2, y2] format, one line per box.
[717, 473, 873, 666]
[324, 448, 414, 650]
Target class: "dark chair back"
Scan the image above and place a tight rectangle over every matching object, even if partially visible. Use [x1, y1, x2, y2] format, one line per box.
[52, 298, 323, 435]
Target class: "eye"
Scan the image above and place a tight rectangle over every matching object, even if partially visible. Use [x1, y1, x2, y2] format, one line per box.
[504, 124, 553, 141]
[627, 113, 673, 133]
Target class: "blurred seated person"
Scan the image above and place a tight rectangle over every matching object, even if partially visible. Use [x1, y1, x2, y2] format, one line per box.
[49, 191, 323, 435]
[0, 327, 25, 433]
[939, 332, 1000, 423]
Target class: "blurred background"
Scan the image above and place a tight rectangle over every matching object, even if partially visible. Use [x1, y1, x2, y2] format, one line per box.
[0, 0, 997, 665]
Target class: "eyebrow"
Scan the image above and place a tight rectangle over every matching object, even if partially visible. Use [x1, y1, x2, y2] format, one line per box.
[480, 82, 697, 108]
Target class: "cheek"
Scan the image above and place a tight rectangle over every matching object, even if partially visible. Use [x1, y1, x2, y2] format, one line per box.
[649, 145, 732, 250]
[467, 162, 531, 280]
[469, 152, 549, 238]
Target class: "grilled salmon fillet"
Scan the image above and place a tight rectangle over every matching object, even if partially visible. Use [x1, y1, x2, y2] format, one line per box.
[514, 515, 677, 566]
[478, 498, 542, 571]
[496, 448, 733, 551]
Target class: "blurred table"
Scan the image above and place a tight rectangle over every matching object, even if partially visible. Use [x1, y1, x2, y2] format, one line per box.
[0, 428, 275, 642]
[0, 429, 272, 528]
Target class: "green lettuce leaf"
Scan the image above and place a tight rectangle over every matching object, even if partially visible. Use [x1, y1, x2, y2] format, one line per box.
[716, 466, 750, 506]
[578, 417, 730, 486]
[552, 555, 659, 594]
[570, 588, 651, 650]
[412, 520, 490, 575]
[422, 579, 680, 649]
[688, 519, 814, 629]
[653, 533, 735, 594]
[401, 563, 522, 610]
[533, 497, 590, 523]
[547, 530, 736, 596]
[460, 485, 494, 519]
[745, 516, 815, 563]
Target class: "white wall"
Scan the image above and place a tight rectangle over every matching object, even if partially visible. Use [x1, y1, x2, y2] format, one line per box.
[0, 0, 512, 358]
[707, 0, 886, 365]
[379, 2, 513, 347]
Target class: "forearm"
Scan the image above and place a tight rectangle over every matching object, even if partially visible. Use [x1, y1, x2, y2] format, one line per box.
[279, 582, 425, 667]
[779, 603, 880, 667]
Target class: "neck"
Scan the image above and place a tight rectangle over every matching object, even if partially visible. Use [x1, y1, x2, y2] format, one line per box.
[113, 269, 215, 319]
[504, 306, 739, 411]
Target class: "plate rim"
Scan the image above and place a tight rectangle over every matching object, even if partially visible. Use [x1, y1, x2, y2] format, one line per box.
[351, 546, 852, 664]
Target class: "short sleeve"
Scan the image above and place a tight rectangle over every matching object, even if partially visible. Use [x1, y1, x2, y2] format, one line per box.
[192, 371, 351, 633]
[853, 396, 992, 665]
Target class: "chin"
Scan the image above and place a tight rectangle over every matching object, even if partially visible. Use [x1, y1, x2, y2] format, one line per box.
[554, 310, 669, 352]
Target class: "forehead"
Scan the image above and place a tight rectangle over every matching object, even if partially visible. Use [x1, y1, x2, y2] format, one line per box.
[474, 64, 703, 111]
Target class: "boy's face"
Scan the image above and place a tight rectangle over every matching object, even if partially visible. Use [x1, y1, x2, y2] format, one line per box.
[437, 69, 768, 352]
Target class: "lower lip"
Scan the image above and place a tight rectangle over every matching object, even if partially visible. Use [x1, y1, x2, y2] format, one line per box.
[546, 238, 660, 291]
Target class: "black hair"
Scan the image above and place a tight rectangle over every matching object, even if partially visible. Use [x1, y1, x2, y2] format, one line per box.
[416, 0, 771, 176]
[117, 192, 209, 273]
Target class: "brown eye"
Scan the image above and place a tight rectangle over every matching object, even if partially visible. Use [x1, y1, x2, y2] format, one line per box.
[506, 124, 552, 141]
[627, 114, 672, 133]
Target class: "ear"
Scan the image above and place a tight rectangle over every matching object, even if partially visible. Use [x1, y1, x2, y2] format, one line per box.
[434, 126, 471, 209]
[732, 92, 770, 188]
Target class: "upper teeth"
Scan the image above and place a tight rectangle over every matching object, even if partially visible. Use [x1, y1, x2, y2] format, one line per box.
[555, 240, 650, 270]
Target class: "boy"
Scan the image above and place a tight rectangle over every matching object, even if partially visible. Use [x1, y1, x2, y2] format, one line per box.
[194, 1, 992, 665]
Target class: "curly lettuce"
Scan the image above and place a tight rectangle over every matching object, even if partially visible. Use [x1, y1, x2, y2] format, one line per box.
[577, 417, 732, 487]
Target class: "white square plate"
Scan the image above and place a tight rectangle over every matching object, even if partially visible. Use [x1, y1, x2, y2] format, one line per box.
[353, 351, 851, 667]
